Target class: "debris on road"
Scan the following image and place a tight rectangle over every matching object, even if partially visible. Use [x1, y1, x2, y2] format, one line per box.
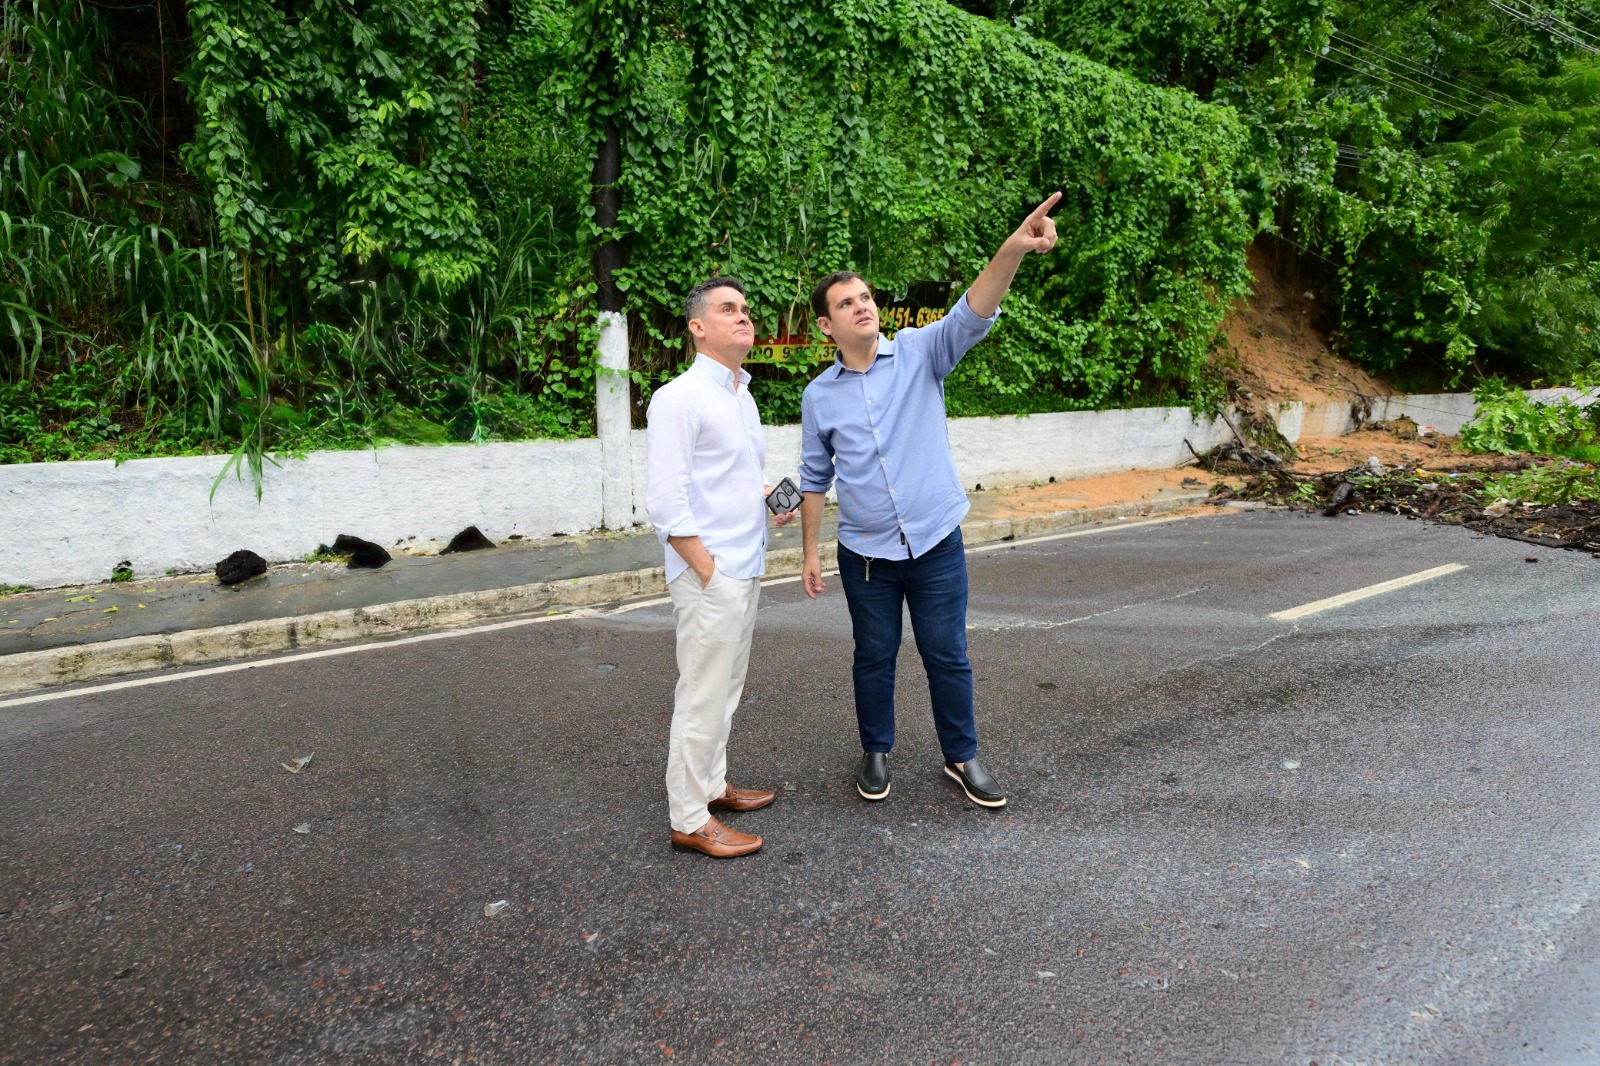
[1282, 760, 1302, 770]
[281, 754, 313, 774]
[1321, 482, 1355, 516]
[292, 823, 311, 835]
[330, 534, 391, 569]
[441, 526, 497, 554]
[483, 900, 510, 918]
[216, 549, 268, 586]
[1211, 421, 1600, 557]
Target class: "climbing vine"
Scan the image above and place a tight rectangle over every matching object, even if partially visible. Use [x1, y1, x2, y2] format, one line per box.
[183, 0, 486, 294]
[565, 0, 1256, 417]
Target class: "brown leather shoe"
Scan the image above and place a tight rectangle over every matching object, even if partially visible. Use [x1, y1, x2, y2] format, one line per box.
[707, 783, 776, 812]
[669, 815, 762, 858]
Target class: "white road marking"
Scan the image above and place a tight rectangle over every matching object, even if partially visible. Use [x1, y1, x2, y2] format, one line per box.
[1269, 563, 1468, 621]
[0, 514, 1197, 709]
[602, 571, 832, 615]
[966, 514, 1193, 554]
[0, 610, 597, 710]
[969, 586, 1210, 632]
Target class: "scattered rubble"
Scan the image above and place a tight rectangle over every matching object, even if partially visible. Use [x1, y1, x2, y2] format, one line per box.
[441, 526, 496, 554]
[1209, 423, 1600, 555]
[330, 534, 391, 569]
[215, 549, 267, 586]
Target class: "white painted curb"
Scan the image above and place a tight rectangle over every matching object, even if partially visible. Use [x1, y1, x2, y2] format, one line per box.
[0, 494, 1206, 696]
[5, 388, 1592, 591]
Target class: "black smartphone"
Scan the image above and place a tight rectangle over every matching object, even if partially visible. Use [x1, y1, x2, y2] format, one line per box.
[765, 476, 802, 515]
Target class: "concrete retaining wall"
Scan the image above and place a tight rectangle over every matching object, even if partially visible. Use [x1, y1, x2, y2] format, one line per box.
[4, 388, 1593, 590]
[1, 441, 603, 591]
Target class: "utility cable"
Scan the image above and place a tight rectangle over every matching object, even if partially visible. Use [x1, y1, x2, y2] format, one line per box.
[1491, 0, 1600, 51]
[1324, 42, 1486, 111]
[1329, 29, 1513, 106]
[1549, 0, 1600, 29]
[1310, 48, 1485, 114]
[1518, 0, 1600, 45]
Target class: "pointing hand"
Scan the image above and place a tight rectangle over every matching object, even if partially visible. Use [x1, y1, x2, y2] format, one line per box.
[1008, 191, 1061, 255]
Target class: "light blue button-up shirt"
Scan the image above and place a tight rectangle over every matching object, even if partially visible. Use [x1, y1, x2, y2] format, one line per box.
[798, 292, 998, 559]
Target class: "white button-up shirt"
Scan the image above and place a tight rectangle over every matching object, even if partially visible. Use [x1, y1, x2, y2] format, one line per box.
[645, 353, 768, 583]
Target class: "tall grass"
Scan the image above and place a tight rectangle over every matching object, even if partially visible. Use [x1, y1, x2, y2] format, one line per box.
[1, 0, 590, 478]
[1, 0, 259, 455]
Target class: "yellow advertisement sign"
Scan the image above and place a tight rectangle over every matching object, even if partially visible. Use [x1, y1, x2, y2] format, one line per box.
[745, 282, 955, 365]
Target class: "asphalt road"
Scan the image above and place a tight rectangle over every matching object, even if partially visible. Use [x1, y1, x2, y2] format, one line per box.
[3, 509, 1598, 1065]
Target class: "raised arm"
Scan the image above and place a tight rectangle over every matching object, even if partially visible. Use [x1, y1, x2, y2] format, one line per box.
[965, 191, 1061, 319]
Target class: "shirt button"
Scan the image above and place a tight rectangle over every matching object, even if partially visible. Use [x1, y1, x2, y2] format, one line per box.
[889, 488, 896, 495]
[879, 457, 886, 464]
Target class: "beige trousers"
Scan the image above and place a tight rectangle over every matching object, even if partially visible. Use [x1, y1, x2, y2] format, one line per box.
[666, 568, 762, 834]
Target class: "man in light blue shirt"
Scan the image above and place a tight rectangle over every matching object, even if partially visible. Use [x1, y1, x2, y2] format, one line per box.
[799, 194, 1062, 808]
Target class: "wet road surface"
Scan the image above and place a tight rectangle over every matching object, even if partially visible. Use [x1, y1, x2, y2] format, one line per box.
[2, 509, 1598, 1064]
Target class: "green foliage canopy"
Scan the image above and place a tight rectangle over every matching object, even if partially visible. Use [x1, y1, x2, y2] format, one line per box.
[565, 0, 1255, 419]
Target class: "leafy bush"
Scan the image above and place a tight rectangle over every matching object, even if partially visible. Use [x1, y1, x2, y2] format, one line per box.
[584, 0, 1255, 416]
[1482, 463, 1600, 505]
[1459, 379, 1600, 459]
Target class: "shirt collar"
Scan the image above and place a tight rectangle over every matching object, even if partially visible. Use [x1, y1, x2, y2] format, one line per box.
[693, 352, 750, 390]
[830, 333, 896, 378]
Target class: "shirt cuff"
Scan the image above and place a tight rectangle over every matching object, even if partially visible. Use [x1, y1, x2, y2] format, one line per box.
[953, 291, 1000, 324]
[657, 520, 699, 545]
[799, 475, 834, 494]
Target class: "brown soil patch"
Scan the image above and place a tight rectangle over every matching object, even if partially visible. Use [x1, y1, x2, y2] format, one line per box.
[1289, 426, 1513, 476]
[971, 467, 1209, 522]
[1215, 244, 1393, 404]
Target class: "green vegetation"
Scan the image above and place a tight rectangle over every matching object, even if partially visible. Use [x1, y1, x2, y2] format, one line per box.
[1459, 379, 1600, 460]
[4, 0, 1600, 475]
[1014, 0, 1600, 387]
[1483, 462, 1600, 504]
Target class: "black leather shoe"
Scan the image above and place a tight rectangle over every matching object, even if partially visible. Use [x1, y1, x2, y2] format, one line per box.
[857, 752, 890, 801]
[944, 758, 1006, 807]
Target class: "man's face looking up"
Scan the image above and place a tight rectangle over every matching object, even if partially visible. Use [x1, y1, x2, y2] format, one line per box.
[817, 280, 879, 347]
[689, 286, 755, 356]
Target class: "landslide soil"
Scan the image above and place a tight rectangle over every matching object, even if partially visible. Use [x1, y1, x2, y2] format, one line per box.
[1209, 247, 1600, 556]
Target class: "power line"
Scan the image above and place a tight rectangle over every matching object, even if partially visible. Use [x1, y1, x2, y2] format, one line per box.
[1329, 29, 1513, 106]
[1536, 8, 1600, 47]
[1324, 42, 1486, 112]
[1491, 0, 1600, 52]
[1311, 47, 1485, 115]
[1524, 0, 1600, 43]
[1548, 0, 1600, 29]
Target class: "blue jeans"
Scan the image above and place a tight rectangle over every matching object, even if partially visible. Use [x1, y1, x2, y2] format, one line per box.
[836, 527, 977, 763]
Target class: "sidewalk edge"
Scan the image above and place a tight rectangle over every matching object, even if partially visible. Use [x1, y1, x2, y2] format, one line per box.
[0, 494, 1207, 696]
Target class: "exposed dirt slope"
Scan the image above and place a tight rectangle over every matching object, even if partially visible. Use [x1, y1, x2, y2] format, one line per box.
[1216, 244, 1392, 404]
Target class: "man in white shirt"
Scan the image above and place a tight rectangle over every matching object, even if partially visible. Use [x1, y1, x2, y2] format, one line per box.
[645, 277, 795, 858]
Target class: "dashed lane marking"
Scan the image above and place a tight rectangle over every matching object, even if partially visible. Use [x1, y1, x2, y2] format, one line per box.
[966, 515, 1193, 554]
[1269, 563, 1469, 621]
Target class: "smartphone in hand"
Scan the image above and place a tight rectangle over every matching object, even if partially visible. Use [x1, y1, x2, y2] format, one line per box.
[765, 476, 802, 515]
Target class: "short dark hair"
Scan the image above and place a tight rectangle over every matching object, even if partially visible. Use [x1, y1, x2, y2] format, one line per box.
[685, 276, 746, 323]
[810, 271, 869, 321]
